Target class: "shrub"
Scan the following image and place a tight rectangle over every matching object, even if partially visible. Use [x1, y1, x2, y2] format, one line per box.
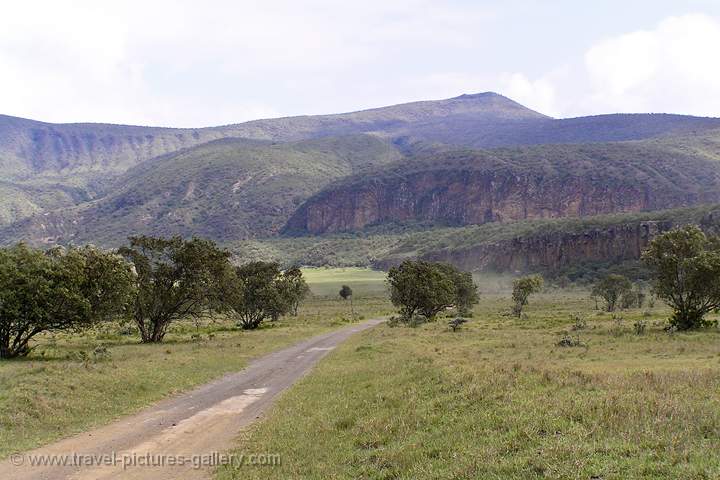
[511, 275, 544, 318]
[592, 274, 633, 312]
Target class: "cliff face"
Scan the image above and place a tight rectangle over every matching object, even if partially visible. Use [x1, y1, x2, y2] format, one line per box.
[372, 211, 720, 273]
[415, 221, 673, 273]
[285, 170, 713, 235]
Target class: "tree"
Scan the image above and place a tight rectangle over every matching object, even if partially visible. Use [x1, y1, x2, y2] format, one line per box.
[339, 285, 354, 318]
[437, 264, 479, 316]
[119, 236, 232, 343]
[387, 260, 478, 321]
[228, 261, 290, 330]
[592, 274, 633, 312]
[642, 225, 720, 330]
[281, 267, 310, 316]
[0, 244, 135, 359]
[511, 275, 544, 317]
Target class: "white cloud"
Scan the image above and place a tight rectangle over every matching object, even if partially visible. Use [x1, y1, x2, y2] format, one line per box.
[581, 13, 720, 116]
[0, 4, 719, 126]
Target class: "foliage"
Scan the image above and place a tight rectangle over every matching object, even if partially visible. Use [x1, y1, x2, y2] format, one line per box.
[119, 236, 232, 342]
[0, 244, 134, 358]
[387, 260, 478, 321]
[281, 267, 311, 316]
[227, 262, 291, 330]
[592, 274, 633, 312]
[339, 285, 353, 300]
[642, 225, 720, 330]
[511, 275, 544, 317]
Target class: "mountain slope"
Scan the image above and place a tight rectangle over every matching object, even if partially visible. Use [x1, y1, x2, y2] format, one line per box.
[0, 93, 544, 179]
[284, 132, 720, 235]
[0, 135, 404, 245]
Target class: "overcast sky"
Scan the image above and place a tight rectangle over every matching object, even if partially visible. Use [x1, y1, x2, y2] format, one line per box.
[2, 0, 720, 127]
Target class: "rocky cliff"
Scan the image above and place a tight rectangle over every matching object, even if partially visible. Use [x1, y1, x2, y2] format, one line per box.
[284, 143, 720, 235]
[416, 221, 673, 273]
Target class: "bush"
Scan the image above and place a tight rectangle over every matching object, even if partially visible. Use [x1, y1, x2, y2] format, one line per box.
[511, 275, 544, 317]
[592, 274, 633, 312]
[633, 320, 647, 335]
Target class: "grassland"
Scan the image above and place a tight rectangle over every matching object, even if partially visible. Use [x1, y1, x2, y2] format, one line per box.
[301, 267, 388, 297]
[0, 269, 395, 459]
[217, 291, 720, 479]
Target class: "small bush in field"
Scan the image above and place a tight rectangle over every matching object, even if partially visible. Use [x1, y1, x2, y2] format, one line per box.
[633, 320, 647, 335]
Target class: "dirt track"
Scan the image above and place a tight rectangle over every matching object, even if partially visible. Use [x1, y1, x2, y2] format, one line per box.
[0, 319, 383, 480]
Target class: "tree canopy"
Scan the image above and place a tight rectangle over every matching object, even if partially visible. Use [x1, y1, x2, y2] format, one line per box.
[387, 260, 478, 321]
[511, 275, 544, 317]
[0, 244, 135, 358]
[119, 236, 232, 342]
[592, 274, 633, 312]
[642, 225, 720, 330]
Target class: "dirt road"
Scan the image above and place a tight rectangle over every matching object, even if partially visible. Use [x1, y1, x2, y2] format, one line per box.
[0, 319, 383, 480]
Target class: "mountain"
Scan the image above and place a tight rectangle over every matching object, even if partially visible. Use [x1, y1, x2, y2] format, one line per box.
[0, 93, 543, 179]
[284, 131, 720, 235]
[0, 135, 403, 245]
[2, 92, 720, 278]
[4, 92, 719, 181]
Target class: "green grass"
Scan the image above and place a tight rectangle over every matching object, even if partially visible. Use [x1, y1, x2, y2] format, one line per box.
[217, 292, 720, 479]
[0, 295, 393, 459]
[302, 267, 388, 297]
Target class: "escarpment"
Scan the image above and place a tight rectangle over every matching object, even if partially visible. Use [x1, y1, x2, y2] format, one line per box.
[283, 143, 720, 235]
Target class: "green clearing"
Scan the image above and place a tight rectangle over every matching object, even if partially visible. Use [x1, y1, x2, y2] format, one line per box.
[0, 289, 393, 459]
[302, 267, 388, 297]
[217, 291, 720, 480]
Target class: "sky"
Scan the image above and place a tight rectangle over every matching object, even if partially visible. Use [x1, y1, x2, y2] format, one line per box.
[1, 0, 720, 127]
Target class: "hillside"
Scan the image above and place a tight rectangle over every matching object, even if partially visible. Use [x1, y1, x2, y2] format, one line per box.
[3, 93, 720, 268]
[0, 135, 404, 245]
[285, 133, 720, 235]
[233, 204, 720, 280]
[0, 93, 543, 179]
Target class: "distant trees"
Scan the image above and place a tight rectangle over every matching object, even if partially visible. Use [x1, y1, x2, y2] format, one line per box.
[592, 274, 633, 312]
[119, 236, 232, 343]
[387, 260, 479, 321]
[642, 225, 720, 330]
[0, 244, 135, 358]
[511, 275, 544, 317]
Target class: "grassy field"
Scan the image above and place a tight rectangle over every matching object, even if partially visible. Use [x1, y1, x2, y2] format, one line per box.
[217, 291, 720, 480]
[0, 270, 394, 459]
[301, 267, 388, 297]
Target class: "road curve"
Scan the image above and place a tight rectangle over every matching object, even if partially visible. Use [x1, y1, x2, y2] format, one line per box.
[0, 318, 383, 480]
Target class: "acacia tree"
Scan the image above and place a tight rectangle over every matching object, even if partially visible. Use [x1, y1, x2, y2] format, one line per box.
[511, 275, 544, 317]
[339, 285, 354, 318]
[592, 274, 633, 312]
[228, 261, 290, 330]
[119, 236, 232, 342]
[642, 225, 720, 330]
[387, 260, 478, 321]
[0, 244, 135, 359]
[438, 264, 479, 316]
[282, 267, 310, 316]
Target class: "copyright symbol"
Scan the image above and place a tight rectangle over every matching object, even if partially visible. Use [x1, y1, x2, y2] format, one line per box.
[10, 453, 24, 466]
